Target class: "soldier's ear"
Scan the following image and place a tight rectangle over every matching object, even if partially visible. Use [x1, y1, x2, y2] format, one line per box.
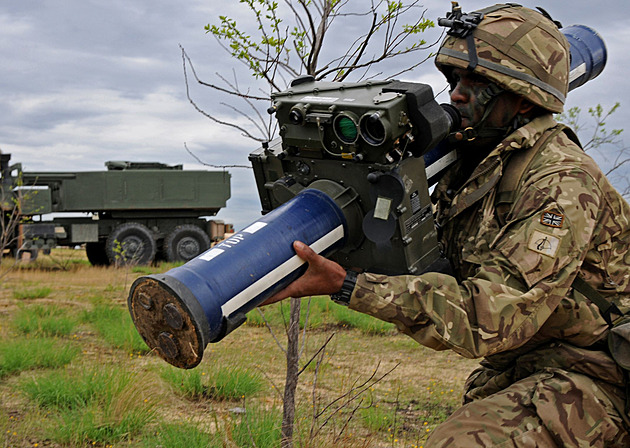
[518, 99, 535, 115]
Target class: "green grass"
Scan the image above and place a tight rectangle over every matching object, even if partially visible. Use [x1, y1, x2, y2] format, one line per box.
[81, 304, 148, 353]
[212, 366, 263, 400]
[104, 283, 126, 293]
[160, 367, 208, 399]
[141, 408, 280, 448]
[0, 253, 481, 447]
[360, 403, 397, 432]
[131, 261, 183, 275]
[332, 305, 396, 335]
[247, 296, 397, 335]
[231, 405, 282, 448]
[161, 365, 263, 401]
[20, 367, 157, 445]
[246, 301, 290, 328]
[0, 338, 78, 379]
[21, 368, 114, 409]
[51, 405, 153, 445]
[11, 248, 91, 271]
[12, 286, 52, 300]
[246, 296, 327, 329]
[419, 380, 460, 424]
[131, 265, 155, 275]
[13, 304, 76, 337]
[142, 422, 222, 448]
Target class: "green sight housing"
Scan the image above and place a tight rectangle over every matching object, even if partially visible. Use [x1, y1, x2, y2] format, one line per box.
[272, 76, 456, 164]
[250, 77, 459, 275]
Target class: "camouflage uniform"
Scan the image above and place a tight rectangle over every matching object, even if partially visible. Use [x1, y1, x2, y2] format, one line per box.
[346, 4, 630, 447]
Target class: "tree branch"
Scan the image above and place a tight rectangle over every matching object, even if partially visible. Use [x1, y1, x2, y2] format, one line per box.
[311, 361, 399, 439]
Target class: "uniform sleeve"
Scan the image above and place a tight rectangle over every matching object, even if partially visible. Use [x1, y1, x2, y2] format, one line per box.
[348, 168, 604, 359]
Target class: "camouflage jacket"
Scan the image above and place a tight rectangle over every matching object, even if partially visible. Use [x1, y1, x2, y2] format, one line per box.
[349, 114, 630, 384]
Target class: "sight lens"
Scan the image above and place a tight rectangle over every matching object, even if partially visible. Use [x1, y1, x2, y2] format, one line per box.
[289, 109, 304, 125]
[333, 115, 359, 144]
[360, 112, 386, 145]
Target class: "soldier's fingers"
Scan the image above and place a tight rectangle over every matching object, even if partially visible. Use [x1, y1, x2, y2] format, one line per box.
[260, 288, 290, 306]
[260, 242, 318, 306]
[293, 240, 316, 261]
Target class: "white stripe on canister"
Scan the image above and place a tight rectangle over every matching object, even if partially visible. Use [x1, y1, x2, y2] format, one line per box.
[220, 225, 345, 317]
[425, 149, 457, 183]
[199, 248, 224, 261]
[569, 63, 586, 83]
[243, 222, 267, 234]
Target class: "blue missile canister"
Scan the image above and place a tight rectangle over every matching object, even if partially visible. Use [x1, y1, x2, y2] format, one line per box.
[128, 188, 348, 369]
[563, 25, 607, 91]
[129, 21, 608, 371]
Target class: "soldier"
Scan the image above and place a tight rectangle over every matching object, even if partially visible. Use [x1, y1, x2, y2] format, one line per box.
[264, 3, 630, 446]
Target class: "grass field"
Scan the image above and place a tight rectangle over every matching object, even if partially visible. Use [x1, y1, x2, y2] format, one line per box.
[0, 248, 479, 447]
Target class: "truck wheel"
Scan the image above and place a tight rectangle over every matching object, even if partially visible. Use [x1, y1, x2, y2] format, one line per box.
[86, 242, 110, 266]
[164, 225, 211, 262]
[106, 223, 157, 266]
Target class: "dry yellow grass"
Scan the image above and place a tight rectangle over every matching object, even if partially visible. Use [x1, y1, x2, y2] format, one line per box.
[0, 248, 480, 447]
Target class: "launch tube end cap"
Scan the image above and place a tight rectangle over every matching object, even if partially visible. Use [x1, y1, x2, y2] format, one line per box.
[128, 275, 209, 369]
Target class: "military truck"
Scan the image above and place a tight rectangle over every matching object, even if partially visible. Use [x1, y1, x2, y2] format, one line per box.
[0, 153, 231, 265]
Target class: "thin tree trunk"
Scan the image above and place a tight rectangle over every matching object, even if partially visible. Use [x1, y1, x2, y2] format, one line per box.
[281, 297, 301, 448]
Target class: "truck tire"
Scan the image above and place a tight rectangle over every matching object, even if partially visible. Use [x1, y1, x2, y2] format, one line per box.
[85, 242, 110, 266]
[106, 222, 157, 266]
[17, 249, 39, 261]
[164, 224, 211, 262]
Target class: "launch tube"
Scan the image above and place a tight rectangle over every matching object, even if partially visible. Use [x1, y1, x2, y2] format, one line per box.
[563, 25, 607, 91]
[128, 188, 348, 369]
[128, 23, 607, 371]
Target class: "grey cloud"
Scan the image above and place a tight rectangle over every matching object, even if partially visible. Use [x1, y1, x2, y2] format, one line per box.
[0, 0, 628, 229]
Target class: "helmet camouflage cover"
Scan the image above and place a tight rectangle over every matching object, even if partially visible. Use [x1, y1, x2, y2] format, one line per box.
[435, 3, 570, 113]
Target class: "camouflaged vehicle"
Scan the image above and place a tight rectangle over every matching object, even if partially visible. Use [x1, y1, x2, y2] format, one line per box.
[1, 152, 231, 265]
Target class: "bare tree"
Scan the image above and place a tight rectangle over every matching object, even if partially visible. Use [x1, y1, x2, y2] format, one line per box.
[0, 174, 28, 279]
[558, 103, 630, 199]
[185, 0, 439, 143]
[185, 2, 441, 446]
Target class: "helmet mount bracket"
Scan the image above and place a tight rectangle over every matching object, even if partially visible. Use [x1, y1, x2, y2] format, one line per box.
[438, 2, 484, 39]
[438, 2, 484, 70]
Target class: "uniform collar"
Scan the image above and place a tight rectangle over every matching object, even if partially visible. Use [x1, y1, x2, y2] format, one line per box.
[433, 114, 557, 220]
[492, 113, 557, 158]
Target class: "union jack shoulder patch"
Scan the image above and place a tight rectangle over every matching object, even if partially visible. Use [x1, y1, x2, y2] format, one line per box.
[541, 211, 564, 228]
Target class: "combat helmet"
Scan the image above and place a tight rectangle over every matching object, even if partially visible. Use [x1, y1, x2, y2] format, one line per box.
[435, 2, 570, 114]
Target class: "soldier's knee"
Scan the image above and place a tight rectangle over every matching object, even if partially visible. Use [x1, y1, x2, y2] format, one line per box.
[425, 402, 557, 447]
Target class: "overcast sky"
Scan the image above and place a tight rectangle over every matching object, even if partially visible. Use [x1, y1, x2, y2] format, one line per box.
[1, 1, 627, 230]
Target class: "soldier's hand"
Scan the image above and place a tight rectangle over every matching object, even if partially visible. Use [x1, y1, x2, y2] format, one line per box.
[260, 241, 347, 306]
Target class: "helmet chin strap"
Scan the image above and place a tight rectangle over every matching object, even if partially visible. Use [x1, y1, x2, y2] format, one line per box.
[447, 82, 526, 146]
